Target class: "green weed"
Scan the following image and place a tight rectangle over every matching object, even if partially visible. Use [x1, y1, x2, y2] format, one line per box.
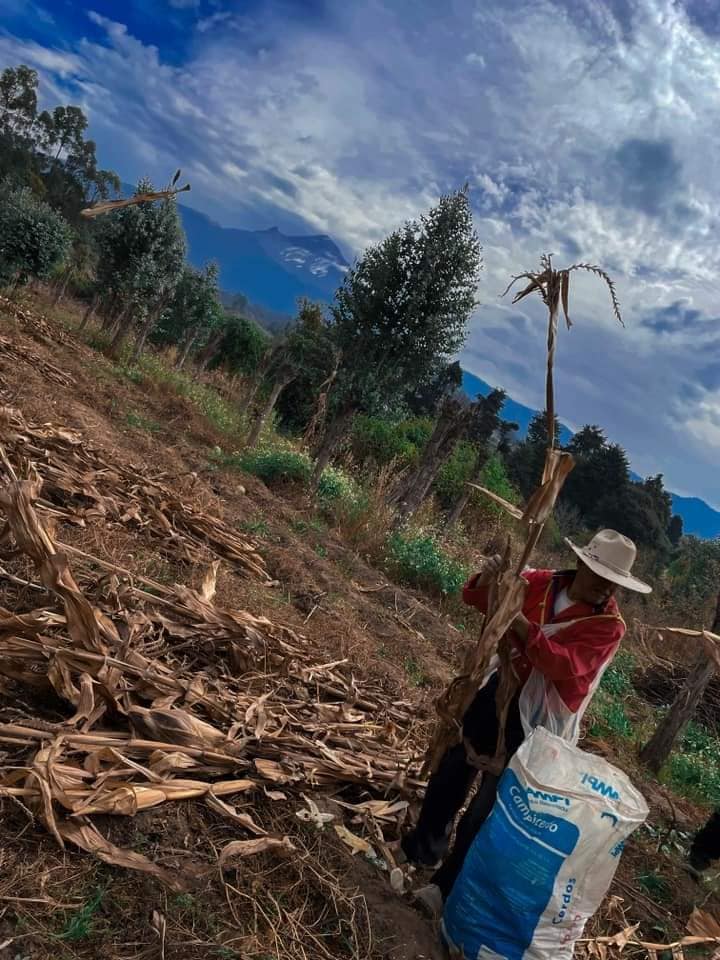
[124, 410, 161, 433]
[589, 695, 632, 739]
[315, 544, 328, 558]
[385, 531, 468, 596]
[636, 871, 671, 902]
[237, 447, 312, 485]
[290, 516, 326, 535]
[404, 655, 429, 688]
[240, 518, 271, 538]
[57, 887, 105, 941]
[600, 650, 636, 696]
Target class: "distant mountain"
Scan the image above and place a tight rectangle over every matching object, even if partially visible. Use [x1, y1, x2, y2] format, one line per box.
[219, 290, 291, 334]
[461, 369, 720, 539]
[461, 370, 574, 445]
[178, 202, 348, 316]
[670, 494, 720, 540]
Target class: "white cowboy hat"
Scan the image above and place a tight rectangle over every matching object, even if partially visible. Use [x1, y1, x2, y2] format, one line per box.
[565, 529, 652, 595]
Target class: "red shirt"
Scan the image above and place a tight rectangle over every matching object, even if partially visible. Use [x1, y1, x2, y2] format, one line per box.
[463, 568, 625, 711]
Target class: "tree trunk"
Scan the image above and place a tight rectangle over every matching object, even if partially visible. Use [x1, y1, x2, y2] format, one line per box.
[445, 486, 472, 531]
[78, 292, 99, 332]
[109, 309, 134, 360]
[640, 591, 720, 773]
[246, 375, 294, 448]
[176, 330, 198, 370]
[52, 272, 70, 306]
[444, 451, 490, 531]
[195, 329, 224, 375]
[310, 407, 354, 487]
[391, 397, 470, 523]
[101, 296, 122, 332]
[130, 306, 162, 366]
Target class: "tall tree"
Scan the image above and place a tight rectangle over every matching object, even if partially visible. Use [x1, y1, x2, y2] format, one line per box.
[311, 187, 482, 484]
[507, 411, 561, 498]
[0, 65, 119, 220]
[247, 300, 334, 447]
[153, 263, 222, 369]
[94, 178, 186, 361]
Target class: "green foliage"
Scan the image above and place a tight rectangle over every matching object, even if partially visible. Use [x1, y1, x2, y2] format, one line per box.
[600, 650, 636, 696]
[238, 447, 312, 486]
[124, 410, 161, 433]
[589, 697, 633, 739]
[434, 441, 478, 506]
[329, 187, 481, 421]
[317, 465, 360, 505]
[0, 184, 72, 286]
[404, 655, 429, 687]
[666, 538, 720, 623]
[274, 300, 338, 433]
[385, 531, 468, 595]
[134, 353, 246, 435]
[477, 453, 519, 508]
[212, 313, 270, 376]
[636, 871, 671, 903]
[152, 262, 222, 364]
[95, 177, 186, 351]
[0, 65, 119, 222]
[57, 887, 105, 941]
[240, 518, 271, 538]
[662, 719, 720, 804]
[350, 416, 432, 468]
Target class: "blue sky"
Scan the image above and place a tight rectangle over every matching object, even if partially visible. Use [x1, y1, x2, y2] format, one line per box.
[3, 1, 720, 507]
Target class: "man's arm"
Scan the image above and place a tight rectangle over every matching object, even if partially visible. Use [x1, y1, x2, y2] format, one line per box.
[512, 614, 625, 711]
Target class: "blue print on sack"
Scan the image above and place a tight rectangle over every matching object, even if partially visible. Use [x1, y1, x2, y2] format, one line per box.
[443, 770, 580, 960]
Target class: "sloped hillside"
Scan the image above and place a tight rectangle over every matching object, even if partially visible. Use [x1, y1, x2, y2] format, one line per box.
[0, 289, 719, 960]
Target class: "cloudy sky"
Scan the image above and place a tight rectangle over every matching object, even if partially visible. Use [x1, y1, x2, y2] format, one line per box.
[2, 0, 720, 505]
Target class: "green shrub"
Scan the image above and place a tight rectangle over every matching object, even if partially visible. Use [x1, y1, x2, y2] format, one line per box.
[0, 185, 72, 286]
[589, 695, 632, 739]
[317, 465, 360, 505]
[470, 453, 521, 518]
[350, 416, 432, 468]
[386, 531, 468, 595]
[600, 650, 636, 696]
[238, 447, 311, 486]
[666, 750, 720, 805]
[124, 410, 161, 433]
[434, 441, 478, 506]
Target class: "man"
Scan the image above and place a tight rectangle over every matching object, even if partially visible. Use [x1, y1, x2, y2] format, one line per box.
[402, 529, 652, 905]
[688, 810, 720, 876]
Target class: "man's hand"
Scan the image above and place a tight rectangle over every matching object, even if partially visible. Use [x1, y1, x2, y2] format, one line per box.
[476, 553, 503, 586]
[511, 612, 530, 646]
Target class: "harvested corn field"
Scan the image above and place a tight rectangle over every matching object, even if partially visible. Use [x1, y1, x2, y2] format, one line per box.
[0, 410, 439, 958]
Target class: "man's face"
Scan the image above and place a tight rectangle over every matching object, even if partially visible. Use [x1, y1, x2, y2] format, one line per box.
[574, 561, 618, 606]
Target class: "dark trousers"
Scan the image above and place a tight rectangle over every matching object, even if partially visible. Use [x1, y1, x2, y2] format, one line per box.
[410, 673, 524, 898]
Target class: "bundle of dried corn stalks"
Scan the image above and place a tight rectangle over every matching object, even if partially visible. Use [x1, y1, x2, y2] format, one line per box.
[0, 335, 75, 387]
[425, 255, 622, 774]
[0, 444, 420, 886]
[578, 907, 720, 959]
[1, 405, 269, 581]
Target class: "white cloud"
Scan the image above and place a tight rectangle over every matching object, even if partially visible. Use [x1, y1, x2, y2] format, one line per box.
[3, 0, 720, 503]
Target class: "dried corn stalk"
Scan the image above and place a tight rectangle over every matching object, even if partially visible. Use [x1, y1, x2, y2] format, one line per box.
[0, 450, 422, 882]
[424, 255, 622, 775]
[81, 171, 190, 218]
